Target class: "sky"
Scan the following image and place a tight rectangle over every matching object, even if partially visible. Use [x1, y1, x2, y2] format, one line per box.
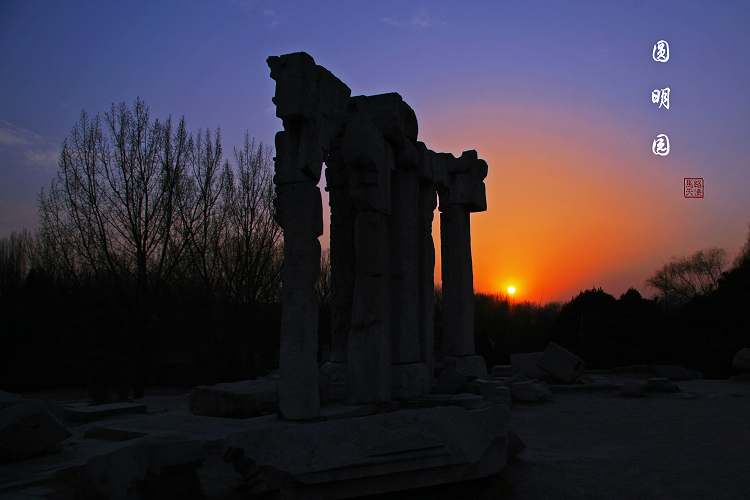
[1, 0, 749, 303]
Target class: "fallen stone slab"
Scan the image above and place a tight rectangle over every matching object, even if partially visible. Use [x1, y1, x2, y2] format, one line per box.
[85, 413, 283, 444]
[85, 432, 204, 500]
[319, 401, 399, 421]
[189, 379, 278, 418]
[536, 342, 585, 383]
[511, 381, 553, 402]
[471, 380, 512, 405]
[548, 376, 617, 393]
[63, 402, 147, 422]
[733, 348, 750, 369]
[223, 405, 510, 499]
[496, 373, 530, 389]
[0, 400, 72, 464]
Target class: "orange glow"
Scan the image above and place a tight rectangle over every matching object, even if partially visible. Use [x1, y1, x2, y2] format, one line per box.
[422, 96, 696, 303]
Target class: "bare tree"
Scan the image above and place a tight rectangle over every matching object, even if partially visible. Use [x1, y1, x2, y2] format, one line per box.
[732, 223, 750, 269]
[218, 135, 282, 304]
[38, 99, 198, 397]
[315, 248, 331, 306]
[38, 99, 195, 294]
[181, 128, 229, 292]
[0, 230, 33, 297]
[647, 247, 728, 304]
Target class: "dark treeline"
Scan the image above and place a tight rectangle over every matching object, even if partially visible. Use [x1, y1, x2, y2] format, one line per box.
[1, 99, 286, 398]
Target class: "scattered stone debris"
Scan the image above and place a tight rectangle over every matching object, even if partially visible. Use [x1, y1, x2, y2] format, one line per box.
[85, 432, 204, 500]
[471, 379, 512, 405]
[0, 399, 71, 464]
[537, 342, 586, 384]
[733, 348, 750, 369]
[189, 379, 278, 418]
[63, 402, 147, 423]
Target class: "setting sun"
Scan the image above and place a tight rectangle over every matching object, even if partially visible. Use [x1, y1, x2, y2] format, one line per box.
[507, 286, 516, 295]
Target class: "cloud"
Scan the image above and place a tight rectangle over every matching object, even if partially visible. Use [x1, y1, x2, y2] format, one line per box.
[227, 0, 281, 26]
[0, 120, 59, 174]
[0, 121, 31, 146]
[411, 8, 445, 28]
[382, 8, 446, 28]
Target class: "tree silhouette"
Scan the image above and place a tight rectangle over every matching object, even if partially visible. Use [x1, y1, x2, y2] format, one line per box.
[647, 247, 728, 305]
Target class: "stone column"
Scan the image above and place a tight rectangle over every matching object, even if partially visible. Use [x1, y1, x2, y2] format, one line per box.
[267, 52, 350, 420]
[349, 93, 430, 399]
[389, 168, 420, 364]
[437, 150, 489, 379]
[341, 112, 394, 404]
[324, 134, 355, 364]
[418, 181, 437, 382]
[440, 203, 475, 356]
[274, 182, 323, 419]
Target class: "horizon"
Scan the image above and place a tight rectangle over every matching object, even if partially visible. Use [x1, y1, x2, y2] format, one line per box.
[2, 1, 749, 303]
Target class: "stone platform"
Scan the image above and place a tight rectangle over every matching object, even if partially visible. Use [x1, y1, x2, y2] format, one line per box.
[224, 404, 510, 499]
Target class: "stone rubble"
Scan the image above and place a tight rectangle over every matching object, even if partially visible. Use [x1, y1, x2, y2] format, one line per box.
[0, 399, 71, 464]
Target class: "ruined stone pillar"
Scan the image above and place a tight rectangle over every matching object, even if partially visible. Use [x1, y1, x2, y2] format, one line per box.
[348, 93, 430, 399]
[341, 112, 393, 404]
[274, 182, 323, 418]
[437, 150, 489, 379]
[324, 134, 355, 364]
[389, 168, 420, 364]
[418, 183, 437, 382]
[267, 52, 350, 419]
[440, 203, 475, 356]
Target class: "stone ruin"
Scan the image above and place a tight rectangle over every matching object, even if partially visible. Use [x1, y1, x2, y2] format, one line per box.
[269, 52, 489, 420]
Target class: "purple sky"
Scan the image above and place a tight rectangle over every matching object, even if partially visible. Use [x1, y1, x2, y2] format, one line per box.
[2, 1, 749, 301]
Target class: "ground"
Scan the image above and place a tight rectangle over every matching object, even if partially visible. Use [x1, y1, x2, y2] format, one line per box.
[2, 377, 749, 499]
[501, 378, 750, 500]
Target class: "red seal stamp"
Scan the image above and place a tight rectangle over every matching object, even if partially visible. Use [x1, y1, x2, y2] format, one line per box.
[684, 178, 704, 198]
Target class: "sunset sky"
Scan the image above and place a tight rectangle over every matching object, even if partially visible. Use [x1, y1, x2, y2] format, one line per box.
[2, 1, 749, 303]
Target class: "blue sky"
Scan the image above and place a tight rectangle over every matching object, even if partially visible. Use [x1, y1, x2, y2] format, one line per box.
[2, 1, 749, 301]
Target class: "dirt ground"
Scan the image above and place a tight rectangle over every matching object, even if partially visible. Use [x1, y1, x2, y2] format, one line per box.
[498, 378, 750, 500]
